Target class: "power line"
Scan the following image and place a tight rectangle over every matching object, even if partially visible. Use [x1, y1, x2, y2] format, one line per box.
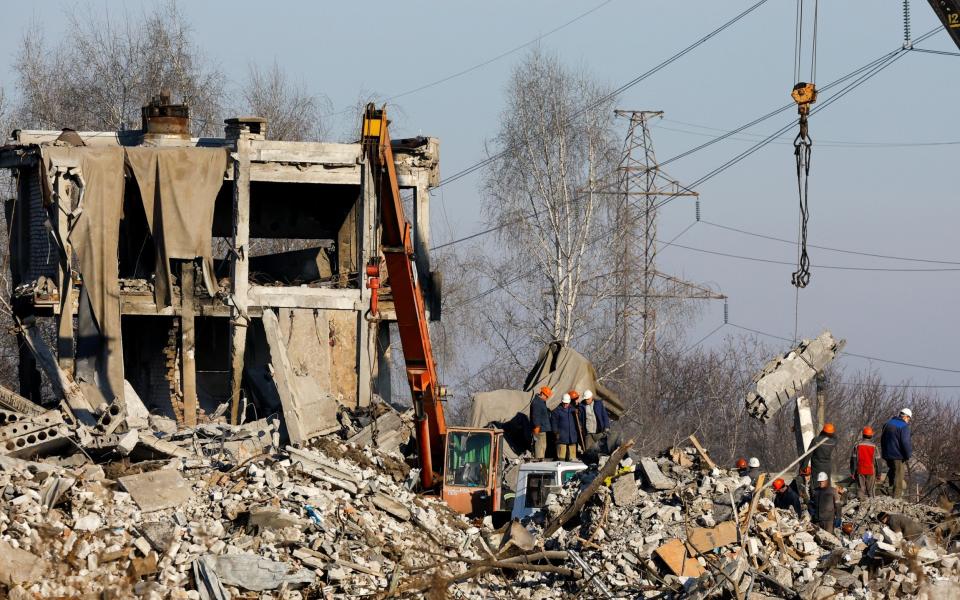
[726, 322, 960, 374]
[699, 220, 960, 265]
[389, 0, 617, 101]
[435, 0, 774, 190]
[664, 239, 960, 271]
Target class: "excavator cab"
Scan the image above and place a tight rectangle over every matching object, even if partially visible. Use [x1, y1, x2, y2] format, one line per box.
[441, 427, 504, 516]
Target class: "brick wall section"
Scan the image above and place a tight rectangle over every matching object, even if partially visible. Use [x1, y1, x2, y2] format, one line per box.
[25, 170, 57, 283]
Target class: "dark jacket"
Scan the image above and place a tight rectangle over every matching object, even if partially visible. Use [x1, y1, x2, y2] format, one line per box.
[881, 416, 912, 461]
[530, 397, 552, 432]
[578, 399, 610, 433]
[886, 513, 923, 541]
[850, 441, 880, 476]
[746, 467, 761, 485]
[774, 487, 803, 517]
[790, 477, 810, 502]
[551, 405, 579, 445]
[809, 486, 841, 524]
[809, 433, 836, 480]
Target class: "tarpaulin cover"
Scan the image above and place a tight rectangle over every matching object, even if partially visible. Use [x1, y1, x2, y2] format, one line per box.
[41, 146, 126, 405]
[125, 147, 228, 308]
[468, 342, 624, 432]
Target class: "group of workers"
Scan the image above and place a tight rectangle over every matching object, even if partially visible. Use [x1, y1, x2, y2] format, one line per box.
[529, 385, 610, 461]
[736, 408, 916, 536]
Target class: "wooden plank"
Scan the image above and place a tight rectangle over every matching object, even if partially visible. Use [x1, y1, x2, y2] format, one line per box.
[180, 263, 198, 427]
[687, 521, 739, 553]
[740, 473, 766, 537]
[229, 137, 252, 425]
[261, 310, 307, 445]
[688, 435, 717, 470]
[654, 538, 705, 577]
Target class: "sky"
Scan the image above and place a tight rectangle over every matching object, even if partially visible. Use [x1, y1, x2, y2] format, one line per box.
[2, 1, 959, 389]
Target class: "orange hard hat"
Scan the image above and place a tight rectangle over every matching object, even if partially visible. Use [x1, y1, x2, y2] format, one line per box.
[800, 465, 812, 476]
[862, 426, 874, 437]
[772, 478, 786, 491]
[736, 458, 748, 469]
[568, 390, 580, 400]
[823, 423, 836, 435]
[539, 386, 553, 397]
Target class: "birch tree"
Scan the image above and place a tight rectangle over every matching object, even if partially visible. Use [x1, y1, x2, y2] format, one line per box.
[475, 50, 619, 365]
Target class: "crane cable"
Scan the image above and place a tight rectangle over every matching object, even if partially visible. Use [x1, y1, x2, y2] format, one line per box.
[791, 0, 818, 289]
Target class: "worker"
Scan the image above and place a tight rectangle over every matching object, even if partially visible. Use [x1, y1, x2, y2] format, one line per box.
[578, 389, 610, 452]
[567, 390, 585, 452]
[735, 458, 749, 478]
[808, 423, 837, 493]
[850, 426, 880, 499]
[746, 457, 762, 485]
[529, 386, 553, 461]
[790, 465, 812, 504]
[877, 511, 924, 542]
[772, 478, 803, 517]
[551, 394, 579, 461]
[809, 472, 841, 533]
[881, 408, 913, 499]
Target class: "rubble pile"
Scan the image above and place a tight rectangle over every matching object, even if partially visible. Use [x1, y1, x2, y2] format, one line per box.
[519, 444, 960, 599]
[2, 396, 959, 598]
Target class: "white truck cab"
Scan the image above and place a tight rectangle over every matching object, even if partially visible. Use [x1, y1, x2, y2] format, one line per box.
[510, 461, 588, 521]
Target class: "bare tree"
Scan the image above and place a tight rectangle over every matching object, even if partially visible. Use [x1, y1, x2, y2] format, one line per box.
[239, 60, 330, 141]
[465, 49, 622, 369]
[14, 1, 224, 135]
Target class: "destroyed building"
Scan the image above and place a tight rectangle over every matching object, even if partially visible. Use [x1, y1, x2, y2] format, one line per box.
[0, 93, 441, 440]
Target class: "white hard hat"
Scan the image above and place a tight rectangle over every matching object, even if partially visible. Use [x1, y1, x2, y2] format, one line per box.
[748, 457, 760, 468]
[817, 472, 829, 482]
[583, 390, 593, 400]
[900, 408, 913, 418]
[562, 393, 571, 404]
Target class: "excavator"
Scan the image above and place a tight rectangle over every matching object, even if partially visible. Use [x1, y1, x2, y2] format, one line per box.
[361, 105, 505, 517]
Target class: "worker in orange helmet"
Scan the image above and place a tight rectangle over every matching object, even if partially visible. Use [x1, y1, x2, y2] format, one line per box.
[772, 477, 803, 517]
[566, 390, 585, 452]
[735, 458, 749, 478]
[850, 426, 880, 499]
[806, 422, 837, 495]
[529, 386, 553, 460]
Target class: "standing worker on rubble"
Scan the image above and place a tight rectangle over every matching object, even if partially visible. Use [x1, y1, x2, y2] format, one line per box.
[791, 466, 813, 504]
[567, 390, 585, 452]
[809, 472, 842, 533]
[578, 390, 609, 452]
[850, 426, 881, 499]
[881, 408, 913, 499]
[530, 387, 553, 461]
[807, 423, 837, 493]
[772, 478, 804, 517]
[552, 394, 579, 461]
[746, 457, 762, 485]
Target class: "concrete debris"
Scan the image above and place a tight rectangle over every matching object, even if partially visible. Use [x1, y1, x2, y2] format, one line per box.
[746, 330, 846, 421]
[0, 395, 957, 599]
[118, 468, 193, 513]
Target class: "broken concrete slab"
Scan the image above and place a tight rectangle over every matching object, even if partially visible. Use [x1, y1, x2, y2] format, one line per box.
[0, 539, 49, 586]
[119, 468, 193, 512]
[639, 457, 674, 490]
[206, 554, 315, 591]
[745, 330, 845, 421]
[611, 474, 637, 506]
[371, 491, 411, 521]
[249, 506, 307, 532]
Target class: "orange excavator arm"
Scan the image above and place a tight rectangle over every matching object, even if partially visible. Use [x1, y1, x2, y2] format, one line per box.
[361, 104, 447, 490]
